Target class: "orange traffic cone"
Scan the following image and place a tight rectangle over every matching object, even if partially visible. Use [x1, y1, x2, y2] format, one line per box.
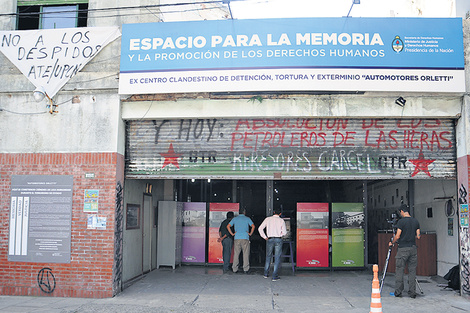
[370, 264, 383, 313]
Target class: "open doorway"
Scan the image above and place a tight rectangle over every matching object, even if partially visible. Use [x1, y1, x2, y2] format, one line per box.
[236, 180, 266, 267]
[177, 179, 363, 268]
[121, 177, 459, 287]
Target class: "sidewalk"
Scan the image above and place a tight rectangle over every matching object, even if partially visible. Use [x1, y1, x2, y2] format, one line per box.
[1, 266, 469, 313]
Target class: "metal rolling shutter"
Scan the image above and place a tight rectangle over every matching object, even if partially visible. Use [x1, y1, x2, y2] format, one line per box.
[125, 118, 456, 180]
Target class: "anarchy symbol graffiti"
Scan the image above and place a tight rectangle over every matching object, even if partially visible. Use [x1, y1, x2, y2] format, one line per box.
[37, 268, 56, 294]
[460, 183, 468, 205]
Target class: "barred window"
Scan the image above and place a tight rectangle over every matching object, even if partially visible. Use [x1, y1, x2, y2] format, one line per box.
[17, 1, 88, 30]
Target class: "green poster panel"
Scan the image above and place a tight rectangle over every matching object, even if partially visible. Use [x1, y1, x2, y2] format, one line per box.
[331, 203, 364, 267]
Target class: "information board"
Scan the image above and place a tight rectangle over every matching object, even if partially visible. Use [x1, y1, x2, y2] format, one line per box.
[208, 203, 239, 264]
[182, 202, 206, 263]
[296, 203, 329, 267]
[331, 202, 364, 268]
[9, 175, 73, 263]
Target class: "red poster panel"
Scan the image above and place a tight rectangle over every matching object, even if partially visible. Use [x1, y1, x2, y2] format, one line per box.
[208, 203, 239, 264]
[296, 203, 329, 267]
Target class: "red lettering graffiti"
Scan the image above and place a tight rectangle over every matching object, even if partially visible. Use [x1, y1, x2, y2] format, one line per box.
[231, 119, 452, 152]
[362, 119, 384, 129]
[235, 118, 348, 131]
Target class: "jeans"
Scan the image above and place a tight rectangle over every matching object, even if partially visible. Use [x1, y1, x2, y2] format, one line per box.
[395, 245, 418, 296]
[222, 238, 233, 272]
[264, 238, 283, 278]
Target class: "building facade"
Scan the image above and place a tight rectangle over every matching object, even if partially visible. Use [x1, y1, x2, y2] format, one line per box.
[0, 0, 469, 299]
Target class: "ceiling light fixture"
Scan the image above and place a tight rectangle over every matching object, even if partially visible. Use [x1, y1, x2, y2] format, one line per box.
[395, 96, 406, 107]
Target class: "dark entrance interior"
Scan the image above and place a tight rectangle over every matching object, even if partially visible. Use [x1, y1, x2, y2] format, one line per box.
[178, 179, 363, 267]
[237, 180, 266, 266]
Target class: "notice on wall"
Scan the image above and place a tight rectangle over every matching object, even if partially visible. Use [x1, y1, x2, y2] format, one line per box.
[460, 204, 469, 228]
[448, 217, 454, 236]
[87, 215, 107, 230]
[208, 203, 239, 264]
[182, 202, 206, 263]
[8, 175, 73, 263]
[0, 27, 121, 98]
[296, 203, 329, 267]
[84, 189, 99, 212]
[331, 203, 364, 268]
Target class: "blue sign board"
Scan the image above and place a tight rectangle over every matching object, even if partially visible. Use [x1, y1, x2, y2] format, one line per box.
[119, 17, 464, 94]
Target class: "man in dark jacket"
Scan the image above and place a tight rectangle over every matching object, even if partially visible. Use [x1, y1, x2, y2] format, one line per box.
[389, 204, 421, 298]
[218, 211, 234, 273]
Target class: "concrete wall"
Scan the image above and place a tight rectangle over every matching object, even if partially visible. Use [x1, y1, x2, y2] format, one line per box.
[122, 95, 463, 120]
[122, 180, 147, 283]
[159, 0, 229, 21]
[0, 0, 16, 30]
[0, 2, 125, 155]
[367, 180, 409, 212]
[122, 179, 172, 283]
[0, 91, 123, 153]
[88, 1, 161, 26]
[457, 18, 470, 297]
[414, 180, 459, 276]
[458, 19, 470, 160]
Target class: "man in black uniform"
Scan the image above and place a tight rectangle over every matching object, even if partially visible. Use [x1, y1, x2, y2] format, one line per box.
[389, 204, 421, 298]
[218, 211, 234, 273]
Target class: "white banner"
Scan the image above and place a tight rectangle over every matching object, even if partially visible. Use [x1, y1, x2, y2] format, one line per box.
[119, 67, 465, 94]
[0, 27, 121, 98]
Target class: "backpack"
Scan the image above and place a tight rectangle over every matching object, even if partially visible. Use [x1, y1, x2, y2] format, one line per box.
[443, 265, 460, 290]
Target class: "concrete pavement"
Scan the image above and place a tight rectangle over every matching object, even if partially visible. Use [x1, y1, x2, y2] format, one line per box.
[0, 265, 469, 313]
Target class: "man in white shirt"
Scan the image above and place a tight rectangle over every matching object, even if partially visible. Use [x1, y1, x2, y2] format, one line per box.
[258, 208, 287, 281]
